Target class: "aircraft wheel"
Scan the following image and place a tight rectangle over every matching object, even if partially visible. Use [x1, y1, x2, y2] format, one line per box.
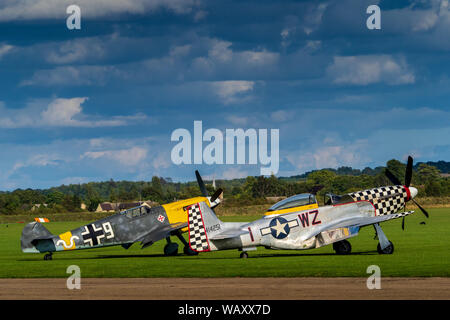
[164, 242, 179, 256]
[44, 253, 52, 261]
[183, 246, 198, 256]
[377, 241, 394, 254]
[333, 240, 352, 255]
[240, 252, 248, 259]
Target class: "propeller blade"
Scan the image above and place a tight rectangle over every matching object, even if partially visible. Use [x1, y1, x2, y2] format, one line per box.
[195, 170, 208, 197]
[412, 199, 429, 218]
[402, 216, 405, 231]
[210, 188, 223, 203]
[385, 168, 402, 185]
[405, 156, 413, 187]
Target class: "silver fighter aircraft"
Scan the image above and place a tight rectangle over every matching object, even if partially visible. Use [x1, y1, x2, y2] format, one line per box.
[186, 156, 429, 258]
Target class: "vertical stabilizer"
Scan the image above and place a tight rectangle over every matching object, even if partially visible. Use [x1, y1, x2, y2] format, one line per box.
[187, 202, 223, 252]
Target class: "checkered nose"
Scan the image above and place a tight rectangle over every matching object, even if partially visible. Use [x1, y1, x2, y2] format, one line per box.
[409, 187, 418, 200]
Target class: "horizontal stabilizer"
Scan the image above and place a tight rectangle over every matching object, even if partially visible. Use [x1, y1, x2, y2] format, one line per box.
[21, 222, 54, 253]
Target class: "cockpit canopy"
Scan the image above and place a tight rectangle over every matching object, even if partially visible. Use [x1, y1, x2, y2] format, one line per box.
[268, 193, 317, 212]
[121, 205, 151, 218]
[324, 193, 354, 205]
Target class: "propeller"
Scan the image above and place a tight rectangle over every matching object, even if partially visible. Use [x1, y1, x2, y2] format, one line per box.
[384, 156, 429, 227]
[210, 188, 223, 203]
[195, 170, 208, 198]
[195, 170, 222, 208]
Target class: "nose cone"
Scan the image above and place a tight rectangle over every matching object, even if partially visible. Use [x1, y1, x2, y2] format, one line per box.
[409, 187, 418, 199]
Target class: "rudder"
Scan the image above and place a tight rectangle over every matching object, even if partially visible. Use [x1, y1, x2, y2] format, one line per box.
[187, 202, 223, 252]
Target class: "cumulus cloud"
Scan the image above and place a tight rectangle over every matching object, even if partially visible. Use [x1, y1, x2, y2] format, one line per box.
[0, 97, 145, 128]
[21, 65, 121, 87]
[0, 44, 14, 59]
[211, 81, 255, 104]
[82, 146, 148, 167]
[13, 154, 61, 172]
[286, 139, 369, 172]
[327, 55, 415, 85]
[0, 0, 200, 21]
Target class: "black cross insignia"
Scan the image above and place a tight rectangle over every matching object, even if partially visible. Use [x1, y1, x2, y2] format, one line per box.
[82, 224, 104, 246]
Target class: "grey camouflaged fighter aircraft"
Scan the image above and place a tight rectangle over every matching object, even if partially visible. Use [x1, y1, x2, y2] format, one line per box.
[21, 171, 222, 260]
[186, 156, 430, 258]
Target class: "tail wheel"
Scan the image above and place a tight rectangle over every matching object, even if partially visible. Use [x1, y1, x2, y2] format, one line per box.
[43, 253, 52, 260]
[183, 246, 198, 256]
[333, 240, 352, 255]
[377, 241, 394, 254]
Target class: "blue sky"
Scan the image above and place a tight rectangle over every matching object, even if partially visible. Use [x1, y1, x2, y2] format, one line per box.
[0, 0, 449, 190]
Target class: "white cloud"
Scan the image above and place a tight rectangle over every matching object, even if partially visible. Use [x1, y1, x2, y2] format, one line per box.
[212, 81, 254, 104]
[45, 38, 106, 64]
[13, 154, 61, 172]
[82, 146, 148, 167]
[0, 44, 14, 59]
[221, 167, 249, 180]
[0, 97, 145, 128]
[226, 115, 248, 126]
[21, 65, 121, 87]
[0, 0, 200, 21]
[327, 55, 415, 86]
[286, 140, 369, 172]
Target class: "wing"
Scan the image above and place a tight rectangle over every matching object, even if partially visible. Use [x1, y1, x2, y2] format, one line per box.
[299, 208, 414, 242]
[331, 210, 414, 229]
[137, 222, 188, 249]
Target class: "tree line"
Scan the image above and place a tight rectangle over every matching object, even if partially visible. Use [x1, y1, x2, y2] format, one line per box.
[0, 159, 448, 215]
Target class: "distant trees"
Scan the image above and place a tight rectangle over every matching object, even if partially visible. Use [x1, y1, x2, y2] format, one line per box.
[0, 160, 449, 215]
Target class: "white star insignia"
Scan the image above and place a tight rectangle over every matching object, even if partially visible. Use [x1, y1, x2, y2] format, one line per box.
[271, 219, 288, 237]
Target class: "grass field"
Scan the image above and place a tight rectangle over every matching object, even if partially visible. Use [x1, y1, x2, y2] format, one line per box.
[0, 208, 449, 278]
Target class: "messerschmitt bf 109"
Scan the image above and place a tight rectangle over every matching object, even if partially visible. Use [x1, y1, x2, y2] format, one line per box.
[21, 171, 222, 260]
[186, 156, 429, 258]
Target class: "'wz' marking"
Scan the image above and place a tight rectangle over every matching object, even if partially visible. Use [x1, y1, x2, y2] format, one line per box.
[298, 210, 321, 228]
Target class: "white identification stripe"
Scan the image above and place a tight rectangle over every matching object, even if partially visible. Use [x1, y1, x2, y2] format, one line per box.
[288, 220, 298, 228]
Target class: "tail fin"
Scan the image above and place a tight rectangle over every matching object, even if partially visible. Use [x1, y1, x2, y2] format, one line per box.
[21, 222, 55, 253]
[187, 202, 223, 252]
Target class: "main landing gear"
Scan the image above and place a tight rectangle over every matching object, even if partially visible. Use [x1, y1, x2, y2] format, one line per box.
[163, 232, 199, 256]
[333, 240, 352, 255]
[240, 252, 249, 259]
[374, 223, 394, 254]
[43, 252, 53, 260]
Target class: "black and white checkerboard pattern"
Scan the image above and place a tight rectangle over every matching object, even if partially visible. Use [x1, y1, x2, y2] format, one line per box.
[187, 203, 210, 252]
[349, 186, 407, 215]
[384, 210, 414, 220]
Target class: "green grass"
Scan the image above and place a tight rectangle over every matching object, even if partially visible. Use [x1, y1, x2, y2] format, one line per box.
[0, 208, 449, 278]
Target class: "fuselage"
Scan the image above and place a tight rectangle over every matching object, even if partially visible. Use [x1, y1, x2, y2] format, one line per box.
[206, 185, 417, 252]
[22, 196, 211, 253]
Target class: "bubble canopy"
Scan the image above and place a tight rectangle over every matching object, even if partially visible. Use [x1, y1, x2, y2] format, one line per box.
[268, 193, 317, 212]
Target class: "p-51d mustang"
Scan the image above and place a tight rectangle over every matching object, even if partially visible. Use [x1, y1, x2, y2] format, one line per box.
[21, 171, 221, 260]
[186, 156, 429, 258]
